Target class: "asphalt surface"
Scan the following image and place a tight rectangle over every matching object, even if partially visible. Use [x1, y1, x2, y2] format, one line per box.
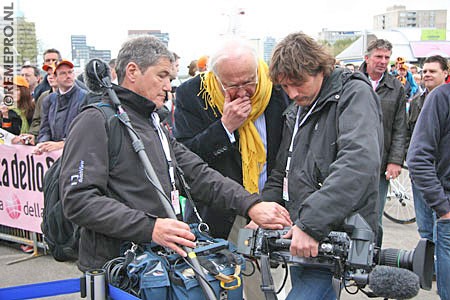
[0, 217, 439, 300]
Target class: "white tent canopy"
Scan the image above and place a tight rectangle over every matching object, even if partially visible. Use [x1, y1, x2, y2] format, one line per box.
[336, 30, 418, 64]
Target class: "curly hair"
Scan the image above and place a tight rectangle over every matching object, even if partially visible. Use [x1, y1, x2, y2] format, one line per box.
[270, 32, 335, 85]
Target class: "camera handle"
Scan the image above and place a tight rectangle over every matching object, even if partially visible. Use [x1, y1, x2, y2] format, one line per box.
[260, 253, 278, 300]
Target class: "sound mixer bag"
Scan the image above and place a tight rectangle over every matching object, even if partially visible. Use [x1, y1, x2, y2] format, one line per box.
[106, 225, 245, 300]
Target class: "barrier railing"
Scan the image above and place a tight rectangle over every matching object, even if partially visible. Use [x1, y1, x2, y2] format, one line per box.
[0, 273, 140, 300]
[0, 144, 60, 262]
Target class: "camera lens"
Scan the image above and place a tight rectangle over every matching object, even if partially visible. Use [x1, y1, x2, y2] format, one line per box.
[379, 248, 414, 270]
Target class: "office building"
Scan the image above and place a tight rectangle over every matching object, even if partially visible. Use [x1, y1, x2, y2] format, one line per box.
[374, 6, 447, 30]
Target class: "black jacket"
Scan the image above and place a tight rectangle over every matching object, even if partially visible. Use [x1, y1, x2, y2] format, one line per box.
[262, 69, 383, 241]
[360, 62, 407, 170]
[173, 75, 289, 238]
[60, 85, 261, 271]
[406, 90, 426, 150]
[1, 109, 30, 135]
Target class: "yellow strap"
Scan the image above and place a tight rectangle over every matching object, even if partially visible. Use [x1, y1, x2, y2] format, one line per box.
[217, 265, 242, 290]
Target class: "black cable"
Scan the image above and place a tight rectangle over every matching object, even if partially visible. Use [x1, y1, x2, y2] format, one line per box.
[271, 252, 289, 294]
[241, 257, 256, 276]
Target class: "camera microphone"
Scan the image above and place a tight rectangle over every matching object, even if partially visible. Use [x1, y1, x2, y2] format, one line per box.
[84, 58, 112, 95]
[84, 58, 122, 107]
[368, 265, 420, 299]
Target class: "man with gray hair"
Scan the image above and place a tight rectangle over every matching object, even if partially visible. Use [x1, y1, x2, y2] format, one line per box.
[359, 39, 406, 238]
[59, 36, 291, 272]
[174, 39, 289, 239]
[174, 39, 289, 298]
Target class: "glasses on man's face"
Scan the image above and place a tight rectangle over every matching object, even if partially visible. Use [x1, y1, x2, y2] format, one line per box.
[217, 73, 258, 94]
[57, 70, 75, 77]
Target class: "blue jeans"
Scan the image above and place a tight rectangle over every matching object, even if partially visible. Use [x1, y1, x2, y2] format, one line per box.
[286, 265, 336, 300]
[436, 218, 450, 300]
[412, 182, 436, 242]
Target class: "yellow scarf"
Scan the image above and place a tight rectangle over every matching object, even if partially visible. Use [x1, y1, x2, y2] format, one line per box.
[198, 59, 272, 194]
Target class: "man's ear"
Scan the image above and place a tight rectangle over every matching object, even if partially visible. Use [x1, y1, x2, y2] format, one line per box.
[125, 62, 140, 83]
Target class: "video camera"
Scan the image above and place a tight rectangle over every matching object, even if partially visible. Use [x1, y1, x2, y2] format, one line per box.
[237, 214, 434, 299]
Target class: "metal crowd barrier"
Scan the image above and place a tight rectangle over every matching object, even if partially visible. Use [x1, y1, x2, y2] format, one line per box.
[0, 225, 47, 264]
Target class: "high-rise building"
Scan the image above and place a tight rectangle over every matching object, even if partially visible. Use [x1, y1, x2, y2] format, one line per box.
[16, 15, 38, 65]
[127, 30, 169, 47]
[71, 35, 89, 63]
[374, 6, 447, 30]
[71, 35, 111, 67]
[263, 37, 276, 64]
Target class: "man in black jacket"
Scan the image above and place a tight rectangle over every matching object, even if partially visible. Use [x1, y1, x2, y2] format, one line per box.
[174, 39, 289, 239]
[59, 36, 291, 272]
[262, 32, 382, 300]
[359, 39, 406, 229]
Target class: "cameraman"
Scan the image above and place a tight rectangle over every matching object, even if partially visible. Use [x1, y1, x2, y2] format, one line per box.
[260, 32, 383, 299]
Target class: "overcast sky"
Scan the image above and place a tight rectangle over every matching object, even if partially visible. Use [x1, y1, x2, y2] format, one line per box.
[18, 0, 450, 74]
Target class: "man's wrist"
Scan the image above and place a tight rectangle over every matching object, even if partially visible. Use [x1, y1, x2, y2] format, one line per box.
[221, 120, 236, 143]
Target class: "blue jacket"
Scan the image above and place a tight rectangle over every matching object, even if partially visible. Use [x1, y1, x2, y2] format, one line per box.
[38, 84, 86, 142]
[407, 84, 450, 218]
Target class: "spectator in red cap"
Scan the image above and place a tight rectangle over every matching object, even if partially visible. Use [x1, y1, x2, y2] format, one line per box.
[23, 63, 59, 142]
[34, 59, 87, 154]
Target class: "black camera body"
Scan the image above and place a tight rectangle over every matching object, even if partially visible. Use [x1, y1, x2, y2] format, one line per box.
[237, 214, 434, 293]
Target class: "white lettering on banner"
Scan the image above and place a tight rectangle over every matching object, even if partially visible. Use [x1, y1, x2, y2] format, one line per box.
[0, 144, 61, 233]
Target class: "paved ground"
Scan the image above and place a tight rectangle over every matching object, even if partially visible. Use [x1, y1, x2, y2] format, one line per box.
[0, 217, 439, 299]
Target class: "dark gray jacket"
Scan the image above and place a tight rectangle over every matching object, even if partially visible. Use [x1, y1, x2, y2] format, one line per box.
[360, 62, 407, 171]
[262, 69, 383, 241]
[407, 84, 450, 218]
[60, 85, 260, 271]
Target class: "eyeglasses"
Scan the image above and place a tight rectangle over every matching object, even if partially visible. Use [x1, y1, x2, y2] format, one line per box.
[217, 73, 258, 94]
[56, 70, 75, 77]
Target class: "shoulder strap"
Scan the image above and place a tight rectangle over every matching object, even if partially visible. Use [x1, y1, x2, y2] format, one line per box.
[82, 102, 122, 169]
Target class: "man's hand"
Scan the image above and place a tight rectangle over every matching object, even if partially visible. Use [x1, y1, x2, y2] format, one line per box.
[33, 141, 64, 155]
[284, 225, 319, 257]
[245, 220, 259, 230]
[1, 105, 9, 118]
[385, 163, 402, 180]
[152, 218, 196, 257]
[14, 134, 35, 145]
[440, 212, 450, 219]
[221, 90, 252, 133]
[248, 202, 292, 230]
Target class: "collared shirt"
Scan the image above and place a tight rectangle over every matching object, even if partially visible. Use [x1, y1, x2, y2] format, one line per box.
[222, 114, 267, 193]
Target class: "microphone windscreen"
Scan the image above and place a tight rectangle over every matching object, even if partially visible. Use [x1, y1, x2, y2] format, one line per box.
[83, 58, 111, 94]
[369, 266, 420, 299]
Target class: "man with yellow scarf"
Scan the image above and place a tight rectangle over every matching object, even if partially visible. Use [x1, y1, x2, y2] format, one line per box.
[174, 39, 289, 298]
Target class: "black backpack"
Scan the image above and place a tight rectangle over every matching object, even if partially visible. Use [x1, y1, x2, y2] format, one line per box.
[41, 102, 122, 262]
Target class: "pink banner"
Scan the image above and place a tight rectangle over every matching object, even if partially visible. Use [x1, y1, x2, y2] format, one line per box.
[0, 144, 61, 233]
